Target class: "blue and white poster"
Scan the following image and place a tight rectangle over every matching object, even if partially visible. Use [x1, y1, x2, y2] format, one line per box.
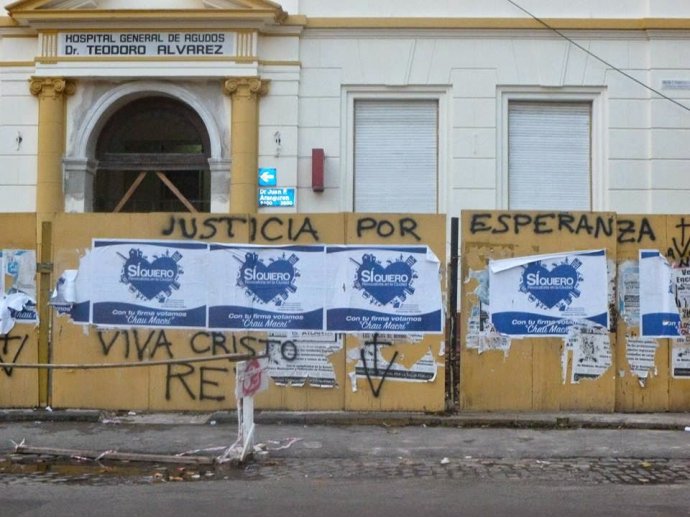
[639, 249, 681, 337]
[325, 246, 443, 333]
[89, 239, 208, 329]
[489, 250, 608, 336]
[208, 244, 326, 331]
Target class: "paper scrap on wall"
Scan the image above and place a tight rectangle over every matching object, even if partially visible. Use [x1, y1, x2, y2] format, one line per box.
[266, 331, 342, 387]
[489, 250, 608, 336]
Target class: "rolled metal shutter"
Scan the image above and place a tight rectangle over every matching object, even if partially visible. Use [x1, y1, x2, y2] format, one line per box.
[508, 102, 591, 211]
[354, 100, 438, 213]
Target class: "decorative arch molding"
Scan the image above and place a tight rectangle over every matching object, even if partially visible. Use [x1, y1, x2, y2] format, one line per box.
[64, 80, 231, 213]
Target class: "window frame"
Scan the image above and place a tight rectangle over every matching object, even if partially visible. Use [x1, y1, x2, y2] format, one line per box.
[341, 87, 450, 213]
[497, 87, 607, 211]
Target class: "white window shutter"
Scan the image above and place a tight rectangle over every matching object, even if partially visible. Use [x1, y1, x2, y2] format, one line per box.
[508, 102, 591, 211]
[354, 100, 438, 213]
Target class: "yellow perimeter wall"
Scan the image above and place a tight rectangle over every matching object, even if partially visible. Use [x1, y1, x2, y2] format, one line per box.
[46, 212, 447, 412]
[461, 210, 690, 412]
[4, 210, 689, 412]
[0, 214, 39, 408]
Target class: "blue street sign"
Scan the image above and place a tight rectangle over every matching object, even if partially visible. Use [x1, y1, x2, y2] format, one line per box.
[258, 187, 295, 207]
[258, 167, 277, 187]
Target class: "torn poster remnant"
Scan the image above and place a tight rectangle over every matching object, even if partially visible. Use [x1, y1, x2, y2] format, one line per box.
[465, 304, 511, 355]
[564, 325, 612, 383]
[671, 340, 690, 379]
[626, 337, 659, 380]
[266, 331, 342, 387]
[617, 260, 640, 327]
[348, 336, 437, 394]
[1, 249, 37, 326]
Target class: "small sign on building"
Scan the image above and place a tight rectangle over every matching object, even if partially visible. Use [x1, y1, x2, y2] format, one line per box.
[258, 187, 295, 207]
[258, 167, 277, 187]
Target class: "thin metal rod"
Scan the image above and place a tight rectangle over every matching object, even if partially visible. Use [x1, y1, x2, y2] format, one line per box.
[0, 353, 266, 370]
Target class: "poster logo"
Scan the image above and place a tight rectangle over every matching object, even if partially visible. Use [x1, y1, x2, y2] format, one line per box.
[237, 252, 299, 305]
[353, 254, 417, 307]
[519, 258, 583, 310]
[120, 248, 183, 302]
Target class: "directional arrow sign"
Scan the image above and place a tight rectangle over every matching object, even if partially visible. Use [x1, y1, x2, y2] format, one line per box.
[258, 167, 277, 187]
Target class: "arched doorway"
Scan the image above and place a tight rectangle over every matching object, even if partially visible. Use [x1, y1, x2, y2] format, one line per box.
[93, 96, 211, 213]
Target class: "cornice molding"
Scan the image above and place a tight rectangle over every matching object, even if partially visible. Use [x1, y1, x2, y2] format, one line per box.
[304, 17, 690, 31]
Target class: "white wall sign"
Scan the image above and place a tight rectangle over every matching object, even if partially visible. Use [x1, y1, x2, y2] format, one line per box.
[58, 32, 234, 57]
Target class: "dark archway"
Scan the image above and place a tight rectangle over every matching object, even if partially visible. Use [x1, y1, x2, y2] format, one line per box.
[93, 96, 211, 213]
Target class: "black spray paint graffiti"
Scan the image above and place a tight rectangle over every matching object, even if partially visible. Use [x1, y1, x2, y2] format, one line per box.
[617, 217, 656, 244]
[469, 212, 615, 238]
[0, 333, 28, 377]
[469, 212, 658, 244]
[95, 330, 303, 401]
[359, 333, 399, 398]
[96, 330, 263, 402]
[161, 214, 424, 242]
[161, 215, 320, 242]
[668, 218, 690, 267]
[356, 217, 421, 241]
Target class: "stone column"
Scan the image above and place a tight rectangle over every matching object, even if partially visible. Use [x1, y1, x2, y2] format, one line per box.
[222, 77, 269, 213]
[30, 77, 76, 218]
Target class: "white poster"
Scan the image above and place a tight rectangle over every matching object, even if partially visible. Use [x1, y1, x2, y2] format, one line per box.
[489, 250, 608, 336]
[208, 244, 325, 331]
[326, 246, 443, 333]
[639, 250, 681, 337]
[266, 331, 342, 387]
[89, 239, 208, 328]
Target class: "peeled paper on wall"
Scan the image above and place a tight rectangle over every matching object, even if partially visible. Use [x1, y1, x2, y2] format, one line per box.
[326, 245, 443, 333]
[208, 244, 326, 331]
[639, 250, 681, 337]
[266, 331, 342, 387]
[489, 250, 608, 336]
[89, 239, 209, 329]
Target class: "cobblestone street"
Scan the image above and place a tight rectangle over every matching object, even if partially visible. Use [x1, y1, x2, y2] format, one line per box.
[2, 418, 690, 515]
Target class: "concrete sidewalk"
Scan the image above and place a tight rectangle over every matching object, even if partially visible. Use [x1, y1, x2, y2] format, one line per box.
[1, 408, 690, 430]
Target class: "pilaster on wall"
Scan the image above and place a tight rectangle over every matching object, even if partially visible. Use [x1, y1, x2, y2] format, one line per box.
[29, 77, 75, 220]
[223, 77, 269, 214]
[30, 77, 75, 407]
